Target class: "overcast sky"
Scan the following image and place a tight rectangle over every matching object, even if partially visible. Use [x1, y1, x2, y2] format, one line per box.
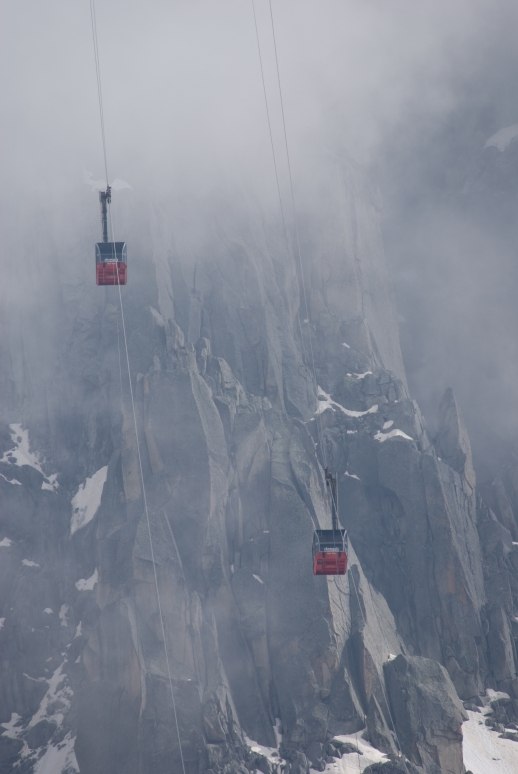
[2, 0, 518, 478]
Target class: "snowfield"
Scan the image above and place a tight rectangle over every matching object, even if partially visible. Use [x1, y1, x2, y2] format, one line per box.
[463, 709, 518, 774]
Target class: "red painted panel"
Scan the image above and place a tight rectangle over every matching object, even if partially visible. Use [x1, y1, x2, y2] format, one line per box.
[313, 551, 348, 576]
[96, 263, 127, 286]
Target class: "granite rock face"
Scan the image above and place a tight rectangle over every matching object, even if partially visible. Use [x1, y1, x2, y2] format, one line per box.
[0, 158, 512, 774]
[384, 655, 467, 774]
[436, 388, 476, 495]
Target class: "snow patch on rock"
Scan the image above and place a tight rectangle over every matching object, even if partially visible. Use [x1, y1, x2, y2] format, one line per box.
[0, 425, 58, 490]
[1, 662, 76, 771]
[34, 732, 78, 774]
[1, 712, 22, 739]
[245, 734, 283, 765]
[317, 388, 378, 419]
[0, 537, 12, 547]
[0, 473, 21, 485]
[75, 569, 98, 591]
[22, 559, 40, 568]
[486, 689, 510, 702]
[317, 734, 389, 772]
[374, 428, 413, 443]
[71, 466, 108, 535]
[30, 663, 73, 729]
[463, 709, 518, 773]
[41, 474, 58, 492]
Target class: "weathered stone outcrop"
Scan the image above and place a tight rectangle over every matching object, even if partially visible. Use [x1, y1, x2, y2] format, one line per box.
[314, 375, 487, 701]
[475, 496, 518, 695]
[366, 695, 398, 758]
[384, 654, 467, 774]
[436, 388, 476, 495]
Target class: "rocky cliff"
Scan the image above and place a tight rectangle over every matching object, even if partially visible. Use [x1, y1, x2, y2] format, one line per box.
[1, 157, 517, 774]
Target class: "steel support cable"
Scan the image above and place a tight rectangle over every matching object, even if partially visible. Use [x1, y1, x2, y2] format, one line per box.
[89, 0, 109, 187]
[88, 5, 186, 773]
[116, 318, 123, 405]
[250, 0, 313, 442]
[252, 2, 332, 542]
[115, 273, 187, 774]
[347, 565, 410, 773]
[266, 0, 328, 470]
[264, 10, 408, 767]
[251, 0, 289, 250]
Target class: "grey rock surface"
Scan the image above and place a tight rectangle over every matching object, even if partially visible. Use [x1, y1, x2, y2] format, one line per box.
[0, 155, 515, 774]
[366, 695, 398, 758]
[384, 655, 467, 774]
[436, 388, 476, 494]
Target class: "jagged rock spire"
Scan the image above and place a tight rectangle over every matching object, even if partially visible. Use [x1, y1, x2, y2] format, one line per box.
[436, 387, 476, 493]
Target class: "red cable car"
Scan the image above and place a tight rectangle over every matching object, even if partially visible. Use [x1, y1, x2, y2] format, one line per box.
[95, 186, 127, 286]
[313, 469, 348, 575]
[96, 242, 127, 285]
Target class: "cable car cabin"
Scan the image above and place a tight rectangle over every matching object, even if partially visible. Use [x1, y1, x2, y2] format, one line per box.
[312, 529, 348, 575]
[95, 187, 127, 285]
[96, 242, 127, 285]
[313, 469, 348, 576]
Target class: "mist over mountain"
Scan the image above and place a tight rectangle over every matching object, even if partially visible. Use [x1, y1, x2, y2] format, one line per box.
[380, 88, 518, 483]
[3, 2, 518, 773]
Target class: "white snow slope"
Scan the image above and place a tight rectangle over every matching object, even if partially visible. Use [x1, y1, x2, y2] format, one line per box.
[463, 709, 518, 774]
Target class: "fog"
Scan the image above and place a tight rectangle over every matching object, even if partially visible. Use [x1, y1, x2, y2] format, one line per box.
[2, 0, 518, 479]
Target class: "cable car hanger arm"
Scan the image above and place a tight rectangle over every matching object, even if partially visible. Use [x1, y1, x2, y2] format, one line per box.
[99, 185, 111, 244]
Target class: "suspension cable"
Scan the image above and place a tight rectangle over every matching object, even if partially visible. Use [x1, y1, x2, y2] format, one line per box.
[89, 0, 109, 187]
[252, 0, 328, 482]
[348, 565, 410, 772]
[115, 261, 187, 774]
[250, 0, 318, 475]
[262, 9, 408, 767]
[266, 1, 329, 471]
[88, 5, 186, 773]
[251, 0, 289, 251]
[116, 317, 123, 405]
